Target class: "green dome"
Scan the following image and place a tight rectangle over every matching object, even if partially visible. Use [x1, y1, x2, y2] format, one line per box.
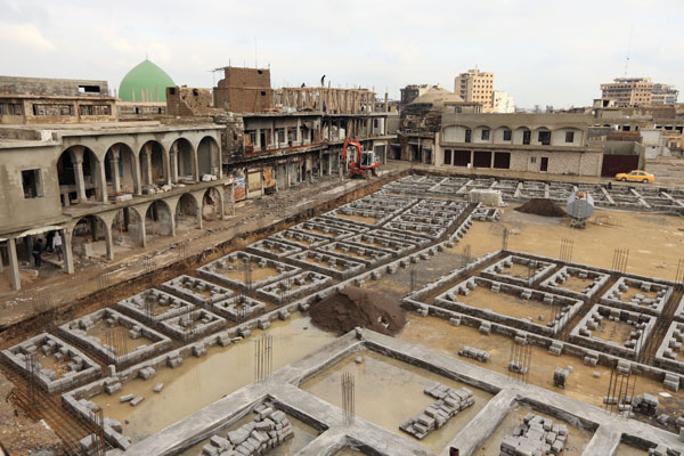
[118, 59, 175, 102]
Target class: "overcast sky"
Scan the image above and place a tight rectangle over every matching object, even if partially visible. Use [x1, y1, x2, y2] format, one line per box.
[1, 0, 682, 108]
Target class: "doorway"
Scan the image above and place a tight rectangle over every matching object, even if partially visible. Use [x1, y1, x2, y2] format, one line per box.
[540, 157, 549, 172]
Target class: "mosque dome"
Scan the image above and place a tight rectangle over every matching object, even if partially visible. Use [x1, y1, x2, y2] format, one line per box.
[411, 86, 464, 107]
[118, 59, 175, 102]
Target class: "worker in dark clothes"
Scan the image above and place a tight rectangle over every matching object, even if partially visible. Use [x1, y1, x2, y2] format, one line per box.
[32, 238, 43, 267]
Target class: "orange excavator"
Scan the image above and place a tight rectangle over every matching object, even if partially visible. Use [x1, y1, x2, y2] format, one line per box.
[341, 137, 380, 178]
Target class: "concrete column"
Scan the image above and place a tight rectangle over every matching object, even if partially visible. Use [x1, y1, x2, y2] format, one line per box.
[193, 148, 200, 182]
[318, 150, 324, 177]
[196, 199, 204, 229]
[139, 216, 147, 247]
[230, 183, 236, 216]
[470, 150, 475, 168]
[284, 160, 291, 188]
[270, 124, 276, 149]
[255, 128, 262, 151]
[0, 244, 4, 273]
[104, 224, 114, 261]
[131, 154, 142, 195]
[71, 147, 87, 203]
[219, 189, 226, 220]
[327, 153, 332, 175]
[170, 143, 179, 183]
[110, 146, 121, 193]
[169, 211, 176, 237]
[296, 119, 302, 144]
[7, 238, 21, 291]
[260, 166, 265, 196]
[163, 148, 172, 185]
[98, 160, 108, 203]
[144, 144, 153, 186]
[63, 229, 75, 274]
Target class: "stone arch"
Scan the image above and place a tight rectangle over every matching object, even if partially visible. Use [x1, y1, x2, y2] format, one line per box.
[69, 214, 113, 262]
[171, 137, 196, 182]
[534, 126, 552, 145]
[139, 140, 168, 187]
[513, 126, 532, 145]
[175, 193, 201, 231]
[197, 136, 220, 177]
[145, 199, 175, 237]
[202, 187, 224, 221]
[111, 207, 145, 248]
[441, 125, 469, 143]
[57, 145, 103, 206]
[494, 125, 513, 143]
[105, 143, 140, 195]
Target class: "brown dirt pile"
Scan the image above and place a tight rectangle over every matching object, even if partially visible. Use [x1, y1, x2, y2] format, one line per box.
[308, 286, 406, 336]
[515, 198, 566, 217]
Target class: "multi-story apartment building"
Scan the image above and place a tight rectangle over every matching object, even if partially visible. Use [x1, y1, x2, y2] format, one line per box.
[600, 78, 679, 107]
[454, 69, 494, 111]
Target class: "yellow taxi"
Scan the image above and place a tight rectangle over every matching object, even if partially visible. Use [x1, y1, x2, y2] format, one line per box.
[615, 170, 655, 184]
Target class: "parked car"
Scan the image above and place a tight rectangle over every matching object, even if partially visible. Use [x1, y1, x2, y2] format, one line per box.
[615, 170, 655, 183]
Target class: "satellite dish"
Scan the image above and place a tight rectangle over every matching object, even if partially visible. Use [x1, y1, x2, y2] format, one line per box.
[566, 191, 595, 228]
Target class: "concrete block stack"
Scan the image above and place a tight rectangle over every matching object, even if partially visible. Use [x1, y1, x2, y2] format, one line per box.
[200, 404, 294, 456]
[500, 414, 568, 456]
[458, 346, 490, 362]
[553, 368, 570, 389]
[399, 383, 474, 440]
[632, 393, 659, 417]
[664, 373, 680, 392]
[648, 444, 681, 455]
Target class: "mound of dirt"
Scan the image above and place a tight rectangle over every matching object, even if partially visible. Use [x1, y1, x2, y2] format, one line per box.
[308, 286, 406, 336]
[515, 198, 566, 217]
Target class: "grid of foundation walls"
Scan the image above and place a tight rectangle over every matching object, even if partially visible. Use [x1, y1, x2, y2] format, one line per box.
[386, 174, 684, 214]
[27, 186, 475, 452]
[2, 176, 684, 456]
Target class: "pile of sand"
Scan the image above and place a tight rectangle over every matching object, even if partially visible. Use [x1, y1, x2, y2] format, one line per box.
[308, 286, 406, 336]
[515, 198, 566, 217]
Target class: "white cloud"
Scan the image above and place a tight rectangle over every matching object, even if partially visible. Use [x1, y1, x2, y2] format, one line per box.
[0, 22, 55, 51]
[1, 0, 684, 108]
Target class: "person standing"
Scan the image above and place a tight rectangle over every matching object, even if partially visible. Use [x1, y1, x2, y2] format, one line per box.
[53, 231, 63, 261]
[32, 238, 43, 267]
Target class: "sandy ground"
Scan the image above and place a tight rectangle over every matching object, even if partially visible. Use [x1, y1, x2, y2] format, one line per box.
[457, 207, 684, 281]
[302, 349, 492, 453]
[397, 315, 684, 421]
[90, 315, 334, 443]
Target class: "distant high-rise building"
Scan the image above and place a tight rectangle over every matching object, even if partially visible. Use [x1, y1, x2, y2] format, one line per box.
[454, 69, 494, 111]
[600, 77, 678, 107]
[492, 90, 515, 113]
[651, 83, 679, 105]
